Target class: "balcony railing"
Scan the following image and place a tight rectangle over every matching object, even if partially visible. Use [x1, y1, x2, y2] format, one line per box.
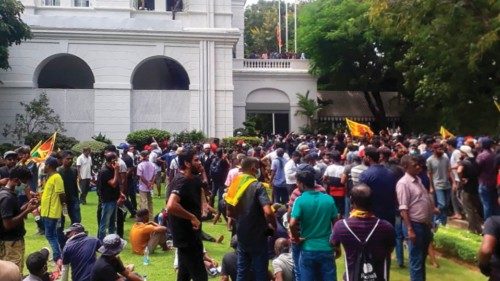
[233, 59, 309, 71]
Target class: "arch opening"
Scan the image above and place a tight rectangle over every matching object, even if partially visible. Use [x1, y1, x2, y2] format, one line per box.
[37, 54, 94, 89]
[132, 57, 190, 90]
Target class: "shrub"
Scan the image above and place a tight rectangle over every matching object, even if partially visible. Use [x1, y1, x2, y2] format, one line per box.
[173, 130, 206, 144]
[0, 143, 16, 156]
[25, 132, 78, 151]
[222, 136, 261, 148]
[92, 132, 112, 145]
[433, 226, 481, 263]
[126, 129, 170, 150]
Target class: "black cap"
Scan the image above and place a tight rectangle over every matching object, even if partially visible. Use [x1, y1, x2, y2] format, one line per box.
[26, 248, 49, 274]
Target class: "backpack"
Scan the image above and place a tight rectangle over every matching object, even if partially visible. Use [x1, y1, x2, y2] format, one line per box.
[343, 219, 386, 281]
[209, 157, 224, 181]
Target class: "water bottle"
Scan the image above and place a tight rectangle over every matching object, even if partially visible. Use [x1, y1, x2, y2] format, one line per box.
[143, 246, 150, 265]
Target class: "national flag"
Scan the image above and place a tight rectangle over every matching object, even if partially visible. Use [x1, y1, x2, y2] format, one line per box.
[439, 126, 454, 139]
[30, 132, 57, 163]
[345, 118, 374, 138]
[225, 173, 257, 207]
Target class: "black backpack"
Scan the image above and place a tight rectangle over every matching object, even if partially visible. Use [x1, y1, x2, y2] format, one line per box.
[209, 157, 224, 181]
[343, 219, 386, 281]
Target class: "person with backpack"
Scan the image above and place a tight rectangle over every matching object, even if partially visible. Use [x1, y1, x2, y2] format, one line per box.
[270, 148, 288, 204]
[209, 148, 230, 207]
[331, 184, 395, 281]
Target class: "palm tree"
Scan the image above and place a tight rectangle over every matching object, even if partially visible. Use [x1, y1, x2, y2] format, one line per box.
[294, 90, 322, 133]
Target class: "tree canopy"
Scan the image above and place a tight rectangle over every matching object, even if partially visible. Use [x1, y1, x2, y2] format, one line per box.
[298, 0, 499, 134]
[0, 0, 31, 70]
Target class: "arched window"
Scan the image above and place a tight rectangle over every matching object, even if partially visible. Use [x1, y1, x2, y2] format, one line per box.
[132, 57, 190, 90]
[37, 54, 94, 89]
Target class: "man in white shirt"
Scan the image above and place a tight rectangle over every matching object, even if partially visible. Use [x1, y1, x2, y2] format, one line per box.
[284, 151, 301, 195]
[76, 147, 92, 205]
[148, 142, 163, 197]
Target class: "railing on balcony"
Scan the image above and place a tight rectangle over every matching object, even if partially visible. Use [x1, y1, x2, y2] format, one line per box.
[234, 59, 309, 71]
[35, 0, 182, 11]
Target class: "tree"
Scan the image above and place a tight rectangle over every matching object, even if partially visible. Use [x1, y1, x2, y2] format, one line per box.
[298, 0, 406, 129]
[0, 0, 31, 71]
[3, 92, 66, 142]
[371, 0, 499, 134]
[295, 90, 323, 133]
[244, 0, 279, 56]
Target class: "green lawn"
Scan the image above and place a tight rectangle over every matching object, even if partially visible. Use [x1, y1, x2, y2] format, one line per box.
[22, 188, 486, 280]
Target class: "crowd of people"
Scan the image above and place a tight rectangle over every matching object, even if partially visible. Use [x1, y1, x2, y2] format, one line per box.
[0, 131, 499, 281]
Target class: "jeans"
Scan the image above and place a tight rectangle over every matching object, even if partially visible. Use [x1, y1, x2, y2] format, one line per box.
[177, 243, 207, 281]
[395, 215, 405, 266]
[273, 185, 289, 204]
[79, 179, 91, 204]
[236, 246, 268, 281]
[299, 250, 336, 281]
[344, 196, 351, 218]
[211, 182, 225, 205]
[478, 184, 499, 220]
[403, 222, 432, 281]
[98, 201, 117, 240]
[461, 191, 483, 234]
[333, 197, 345, 218]
[292, 243, 301, 281]
[67, 198, 81, 224]
[42, 217, 63, 261]
[434, 188, 451, 225]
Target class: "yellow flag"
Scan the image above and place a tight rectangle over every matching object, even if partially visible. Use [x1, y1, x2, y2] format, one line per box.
[345, 118, 374, 138]
[439, 126, 454, 139]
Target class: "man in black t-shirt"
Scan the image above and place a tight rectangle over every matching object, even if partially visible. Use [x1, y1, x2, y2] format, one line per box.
[97, 152, 121, 241]
[479, 216, 500, 281]
[90, 234, 142, 281]
[0, 151, 18, 186]
[166, 149, 207, 281]
[0, 166, 38, 271]
[58, 151, 81, 224]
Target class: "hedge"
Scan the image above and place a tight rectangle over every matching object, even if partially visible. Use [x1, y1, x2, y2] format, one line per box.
[222, 136, 261, 148]
[126, 129, 170, 150]
[71, 140, 108, 154]
[173, 130, 206, 144]
[433, 226, 482, 263]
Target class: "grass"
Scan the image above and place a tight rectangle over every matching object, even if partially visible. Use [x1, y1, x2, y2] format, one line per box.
[23, 187, 487, 280]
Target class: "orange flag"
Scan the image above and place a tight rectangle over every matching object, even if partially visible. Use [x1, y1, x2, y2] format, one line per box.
[439, 126, 454, 139]
[30, 132, 57, 163]
[345, 118, 374, 138]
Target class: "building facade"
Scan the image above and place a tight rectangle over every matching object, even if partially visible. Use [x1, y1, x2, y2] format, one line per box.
[0, 0, 317, 143]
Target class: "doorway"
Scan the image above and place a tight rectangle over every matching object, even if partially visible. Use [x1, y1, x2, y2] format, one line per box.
[246, 112, 289, 135]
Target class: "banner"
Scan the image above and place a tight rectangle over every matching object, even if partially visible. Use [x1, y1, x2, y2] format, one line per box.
[30, 132, 57, 163]
[345, 118, 374, 138]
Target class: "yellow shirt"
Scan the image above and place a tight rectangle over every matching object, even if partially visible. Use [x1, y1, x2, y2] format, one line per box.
[130, 223, 156, 254]
[40, 173, 64, 219]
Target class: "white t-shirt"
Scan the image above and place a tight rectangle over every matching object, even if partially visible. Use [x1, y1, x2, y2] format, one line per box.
[149, 149, 161, 172]
[284, 159, 298, 185]
[263, 150, 290, 162]
[324, 164, 345, 178]
[76, 154, 92, 179]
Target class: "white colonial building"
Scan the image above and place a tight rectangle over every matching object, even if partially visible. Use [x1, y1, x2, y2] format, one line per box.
[0, 0, 317, 143]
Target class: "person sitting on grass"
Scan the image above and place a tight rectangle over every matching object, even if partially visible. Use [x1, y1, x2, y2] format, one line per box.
[130, 209, 169, 255]
[90, 234, 143, 281]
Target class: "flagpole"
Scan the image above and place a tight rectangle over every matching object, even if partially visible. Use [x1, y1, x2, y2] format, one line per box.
[285, 2, 288, 53]
[294, 0, 297, 54]
[278, 0, 281, 54]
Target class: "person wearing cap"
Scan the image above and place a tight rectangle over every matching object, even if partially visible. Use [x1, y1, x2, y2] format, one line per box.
[76, 147, 92, 205]
[23, 248, 51, 281]
[129, 209, 168, 255]
[58, 151, 81, 224]
[457, 145, 483, 234]
[90, 234, 142, 281]
[40, 156, 66, 265]
[200, 143, 214, 183]
[97, 152, 122, 241]
[137, 151, 156, 220]
[0, 166, 38, 271]
[148, 142, 164, 197]
[61, 223, 101, 281]
[476, 137, 499, 219]
[0, 150, 18, 186]
[166, 149, 207, 280]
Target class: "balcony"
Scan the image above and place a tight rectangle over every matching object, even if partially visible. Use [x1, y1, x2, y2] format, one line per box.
[26, 0, 182, 13]
[233, 59, 309, 71]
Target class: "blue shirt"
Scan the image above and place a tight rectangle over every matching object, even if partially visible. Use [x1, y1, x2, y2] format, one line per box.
[359, 164, 397, 225]
[271, 157, 287, 187]
[62, 233, 101, 281]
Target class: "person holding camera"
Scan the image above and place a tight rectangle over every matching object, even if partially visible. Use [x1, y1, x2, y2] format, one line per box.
[0, 166, 39, 272]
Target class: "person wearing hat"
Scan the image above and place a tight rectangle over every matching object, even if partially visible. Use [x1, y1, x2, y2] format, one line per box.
[40, 156, 66, 266]
[76, 147, 92, 205]
[129, 209, 168, 255]
[0, 150, 18, 186]
[476, 137, 499, 220]
[61, 223, 101, 281]
[90, 234, 142, 281]
[0, 166, 38, 272]
[457, 145, 483, 234]
[23, 248, 51, 281]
